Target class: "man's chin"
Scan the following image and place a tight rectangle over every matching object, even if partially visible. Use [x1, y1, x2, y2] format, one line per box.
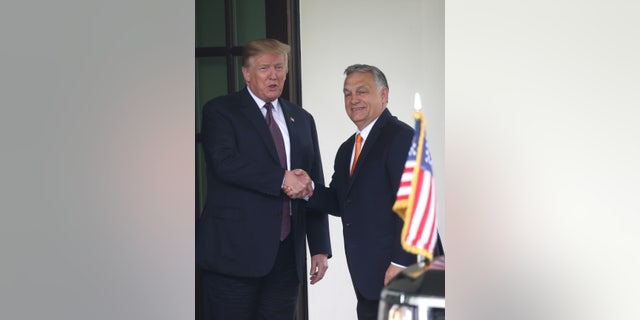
[265, 92, 283, 101]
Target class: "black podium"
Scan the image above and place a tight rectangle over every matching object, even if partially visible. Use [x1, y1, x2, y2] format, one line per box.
[378, 256, 445, 320]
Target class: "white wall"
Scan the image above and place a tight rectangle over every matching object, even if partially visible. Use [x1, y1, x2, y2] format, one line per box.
[299, 0, 445, 319]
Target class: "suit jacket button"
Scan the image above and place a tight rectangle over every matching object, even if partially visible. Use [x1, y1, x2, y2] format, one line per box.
[345, 223, 352, 227]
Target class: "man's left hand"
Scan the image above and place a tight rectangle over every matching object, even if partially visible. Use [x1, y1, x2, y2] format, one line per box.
[384, 264, 405, 286]
[309, 254, 329, 285]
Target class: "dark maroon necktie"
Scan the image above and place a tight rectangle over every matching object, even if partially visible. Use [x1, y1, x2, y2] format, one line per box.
[264, 102, 290, 240]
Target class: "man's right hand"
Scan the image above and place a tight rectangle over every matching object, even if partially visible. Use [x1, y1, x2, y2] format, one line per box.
[283, 169, 313, 199]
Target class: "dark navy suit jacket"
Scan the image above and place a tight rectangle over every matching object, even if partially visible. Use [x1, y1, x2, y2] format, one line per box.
[307, 108, 417, 300]
[196, 87, 331, 282]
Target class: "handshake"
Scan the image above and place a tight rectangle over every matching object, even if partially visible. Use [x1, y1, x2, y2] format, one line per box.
[283, 169, 314, 199]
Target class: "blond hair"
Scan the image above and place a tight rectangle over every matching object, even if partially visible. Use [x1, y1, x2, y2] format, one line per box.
[242, 38, 290, 70]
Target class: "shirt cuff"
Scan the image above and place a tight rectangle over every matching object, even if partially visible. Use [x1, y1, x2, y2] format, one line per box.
[303, 181, 315, 201]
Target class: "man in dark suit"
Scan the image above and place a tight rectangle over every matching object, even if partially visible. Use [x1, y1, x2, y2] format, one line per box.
[286, 64, 442, 320]
[196, 38, 331, 320]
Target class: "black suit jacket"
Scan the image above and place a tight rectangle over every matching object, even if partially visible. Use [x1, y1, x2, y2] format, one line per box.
[307, 108, 417, 300]
[196, 88, 331, 281]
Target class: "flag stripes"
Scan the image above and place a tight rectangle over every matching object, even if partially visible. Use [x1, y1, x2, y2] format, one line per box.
[393, 111, 438, 263]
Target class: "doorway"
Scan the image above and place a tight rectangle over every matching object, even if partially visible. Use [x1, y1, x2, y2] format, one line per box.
[195, 0, 305, 319]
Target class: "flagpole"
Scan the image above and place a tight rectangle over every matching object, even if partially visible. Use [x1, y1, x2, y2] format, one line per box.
[413, 92, 428, 269]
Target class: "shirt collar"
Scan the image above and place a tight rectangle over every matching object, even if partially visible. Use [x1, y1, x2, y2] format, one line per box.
[247, 87, 280, 112]
[356, 116, 379, 141]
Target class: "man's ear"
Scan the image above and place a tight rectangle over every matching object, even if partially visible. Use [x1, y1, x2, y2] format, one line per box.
[241, 66, 249, 83]
[381, 87, 389, 104]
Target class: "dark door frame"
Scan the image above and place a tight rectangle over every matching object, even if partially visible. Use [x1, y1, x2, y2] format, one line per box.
[196, 0, 306, 319]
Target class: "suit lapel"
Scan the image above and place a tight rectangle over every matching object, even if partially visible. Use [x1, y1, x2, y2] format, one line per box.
[341, 134, 356, 192]
[280, 99, 299, 169]
[350, 108, 391, 177]
[346, 109, 392, 193]
[238, 88, 281, 165]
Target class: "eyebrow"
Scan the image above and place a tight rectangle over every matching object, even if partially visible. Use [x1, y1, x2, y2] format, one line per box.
[347, 85, 369, 91]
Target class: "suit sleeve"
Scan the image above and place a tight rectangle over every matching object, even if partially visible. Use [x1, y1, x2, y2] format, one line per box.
[306, 141, 346, 216]
[306, 184, 340, 216]
[303, 114, 332, 257]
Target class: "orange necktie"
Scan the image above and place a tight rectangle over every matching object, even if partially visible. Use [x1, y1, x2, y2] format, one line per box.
[351, 133, 363, 175]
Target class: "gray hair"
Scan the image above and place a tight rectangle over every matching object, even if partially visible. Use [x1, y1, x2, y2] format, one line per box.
[344, 64, 389, 91]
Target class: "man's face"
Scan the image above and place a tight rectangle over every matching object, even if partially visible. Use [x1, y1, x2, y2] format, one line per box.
[343, 72, 388, 130]
[242, 53, 288, 102]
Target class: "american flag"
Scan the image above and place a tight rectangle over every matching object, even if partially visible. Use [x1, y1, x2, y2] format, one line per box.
[393, 111, 438, 263]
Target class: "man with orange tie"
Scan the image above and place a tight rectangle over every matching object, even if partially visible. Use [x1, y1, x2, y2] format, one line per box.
[287, 64, 442, 320]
